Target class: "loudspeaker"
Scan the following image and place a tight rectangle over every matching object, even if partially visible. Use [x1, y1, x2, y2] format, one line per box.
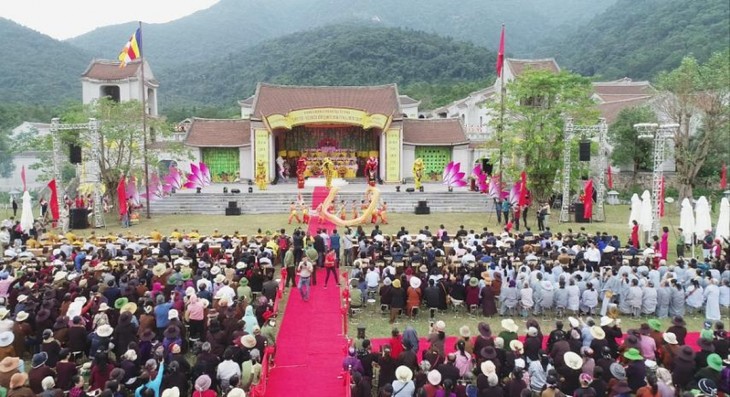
[405, 188, 415, 193]
[230, 189, 241, 194]
[225, 207, 241, 216]
[69, 208, 89, 229]
[579, 140, 591, 161]
[415, 200, 430, 215]
[228, 201, 238, 209]
[574, 203, 589, 223]
[69, 145, 82, 164]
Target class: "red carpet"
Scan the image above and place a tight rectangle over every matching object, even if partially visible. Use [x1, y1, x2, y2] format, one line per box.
[371, 331, 705, 358]
[266, 268, 346, 396]
[307, 186, 336, 235]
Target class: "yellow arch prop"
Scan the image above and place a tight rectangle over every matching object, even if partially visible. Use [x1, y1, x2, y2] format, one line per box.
[318, 185, 380, 227]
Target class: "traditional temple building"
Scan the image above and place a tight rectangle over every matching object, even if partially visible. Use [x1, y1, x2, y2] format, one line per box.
[175, 83, 471, 183]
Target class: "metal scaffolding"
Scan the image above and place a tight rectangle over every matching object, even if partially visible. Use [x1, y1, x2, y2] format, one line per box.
[559, 118, 608, 223]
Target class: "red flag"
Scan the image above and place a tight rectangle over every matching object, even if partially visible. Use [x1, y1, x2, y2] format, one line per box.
[496, 24, 505, 77]
[607, 166, 614, 189]
[117, 176, 128, 216]
[20, 166, 26, 192]
[47, 179, 59, 221]
[518, 171, 528, 207]
[722, 163, 727, 189]
[583, 179, 593, 220]
[659, 176, 665, 217]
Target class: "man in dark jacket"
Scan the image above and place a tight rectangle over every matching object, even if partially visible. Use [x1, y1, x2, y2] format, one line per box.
[424, 280, 441, 309]
[436, 353, 460, 385]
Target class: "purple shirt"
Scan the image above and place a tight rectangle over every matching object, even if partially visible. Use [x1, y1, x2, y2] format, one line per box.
[639, 335, 656, 360]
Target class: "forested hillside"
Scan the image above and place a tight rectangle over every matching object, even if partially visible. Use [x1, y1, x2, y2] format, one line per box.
[158, 25, 494, 113]
[549, 0, 730, 79]
[67, 0, 615, 69]
[0, 18, 89, 104]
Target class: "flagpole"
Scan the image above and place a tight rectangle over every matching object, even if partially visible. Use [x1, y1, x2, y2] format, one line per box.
[497, 24, 506, 195]
[138, 21, 151, 219]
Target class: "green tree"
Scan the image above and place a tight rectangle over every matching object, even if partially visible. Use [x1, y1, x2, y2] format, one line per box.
[609, 106, 656, 185]
[493, 69, 598, 202]
[656, 51, 730, 200]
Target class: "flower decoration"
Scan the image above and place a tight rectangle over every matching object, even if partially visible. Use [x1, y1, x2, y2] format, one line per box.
[442, 161, 467, 188]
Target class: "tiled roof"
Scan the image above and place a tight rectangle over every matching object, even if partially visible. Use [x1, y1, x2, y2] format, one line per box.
[593, 79, 656, 101]
[599, 96, 654, 124]
[185, 118, 251, 147]
[398, 95, 420, 105]
[81, 59, 141, 80]
[252, 83, 400, 117]
[402, 119, 468, 146]
[506, 58, 560, 77]
[238, 95, 255, 107]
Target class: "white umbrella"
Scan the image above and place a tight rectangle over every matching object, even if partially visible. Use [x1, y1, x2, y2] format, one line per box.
[695, 196, 713, 240]
[629, 193, 642, 227]
[717, 197, 730, 240]
[639, 190, 653, 232]
[20, 191, 34, 233]
[679, 198, 695, 243]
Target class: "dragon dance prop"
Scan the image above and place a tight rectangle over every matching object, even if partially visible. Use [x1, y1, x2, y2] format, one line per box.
[365, 156, 378, 187]
[322, 157, 335, 189]
[413, 158, 424, 190]
[317, 185, 381, 227]
[296, 156, 307, 189]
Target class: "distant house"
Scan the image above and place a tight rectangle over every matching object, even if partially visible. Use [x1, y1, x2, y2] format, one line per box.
[0, 122, 51, 192]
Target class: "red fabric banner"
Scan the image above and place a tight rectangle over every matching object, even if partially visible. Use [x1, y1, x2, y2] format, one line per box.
[47, 179, 59, 221]
[607, 166, 614, 189]
[21, 165, 26, 192]
[722, 163, 727, 190]
[583, 179, 593, 220]
[496, 25, 505, 77]
[660, 176, 665, 217]
[117, 176, 127, 216]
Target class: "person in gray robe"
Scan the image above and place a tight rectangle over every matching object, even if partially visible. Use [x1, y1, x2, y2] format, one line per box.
[554, 280, 569, 317]
[641, 282, 658, 315]
[656, 281, 672, 318]
[669, 280, 686, 317]
[624, 279, 643, 317]
[566, 279, 581, 314]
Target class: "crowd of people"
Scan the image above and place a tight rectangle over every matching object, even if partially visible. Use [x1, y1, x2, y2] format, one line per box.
[1, 213, 729, 397]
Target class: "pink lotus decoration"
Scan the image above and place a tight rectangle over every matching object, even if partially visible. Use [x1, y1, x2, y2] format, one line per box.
[442, 161, 467, 188]
[472, 165, 488, 193]
[163, 166, 184, 193]
[142, 172, 165, 201]
[184, 162, 212, 190]
[508, 182, 521, 205]
[126, 175, 140, 207]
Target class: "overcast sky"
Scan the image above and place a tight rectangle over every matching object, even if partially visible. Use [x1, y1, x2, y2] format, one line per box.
[0, 0, 219, 40]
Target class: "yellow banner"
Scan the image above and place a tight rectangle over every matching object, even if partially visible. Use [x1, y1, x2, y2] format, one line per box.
[254, 129, 269, 180]
[385, 128, 400, 182]
[266, 108, 389, 130]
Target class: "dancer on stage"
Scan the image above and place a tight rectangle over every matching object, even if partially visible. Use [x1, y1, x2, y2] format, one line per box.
[338, 200, 347, 221]
[351, 199, 359, 219]
[288, 202, 301, 224]
[302, 205, 310, 224]
[377, 201, 388, 224]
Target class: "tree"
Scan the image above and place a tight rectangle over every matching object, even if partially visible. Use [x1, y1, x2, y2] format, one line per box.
[656, 51, 730, 200]
[492, 69, 599, 202]
[609, 106, 656, 185]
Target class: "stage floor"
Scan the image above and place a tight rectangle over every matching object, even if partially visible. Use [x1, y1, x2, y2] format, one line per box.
[182, 180, 470, 194]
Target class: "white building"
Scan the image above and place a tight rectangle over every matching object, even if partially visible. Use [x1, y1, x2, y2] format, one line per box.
[81, 59, 159, 117]
[0, 122, 51, 192]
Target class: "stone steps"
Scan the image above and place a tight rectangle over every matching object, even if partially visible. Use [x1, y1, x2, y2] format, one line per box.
[150, 191, 496, 215]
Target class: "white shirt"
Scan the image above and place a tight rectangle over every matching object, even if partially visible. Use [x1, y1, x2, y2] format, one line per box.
[217, 359, 241, 383]
[585, 247, 601, 263]
[365, 270, 380, 288]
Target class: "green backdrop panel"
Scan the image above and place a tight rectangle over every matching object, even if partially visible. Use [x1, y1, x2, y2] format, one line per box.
[202, 148, 240, 182]
[415, 146, 452, 181]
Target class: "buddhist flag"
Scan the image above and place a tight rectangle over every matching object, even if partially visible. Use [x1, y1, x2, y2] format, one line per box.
[47, 179, 59, 221]
[583, 179, 593, 220]
[20, 165, 26, 192]
[722, 163, 727, 189]
[118, 27, 142, 68]
[607, 166, 614, 189]
[496, 24, 505, 77]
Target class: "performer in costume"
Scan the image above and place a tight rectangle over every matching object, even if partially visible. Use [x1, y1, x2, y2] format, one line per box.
[351, 199, 359, 219]
[255, 160, 268, 190]
[296, 156, 307, 189]
[377, 201, 388, 224]
[276, 155, 287, 181]
[338, 200, 347, 221]
[288, 202, 301, 224]
[365, 156, 378, 187]
[413, 158, 424, 190]
[322, 157, 335, 189]
[302, 205, 310, 224]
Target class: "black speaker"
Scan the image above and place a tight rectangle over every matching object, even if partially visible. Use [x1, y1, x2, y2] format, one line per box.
[405, 188, 415, 193]
[69, 145, 82, 164]
[415, 200, 430, 215]
[69, 208, 89, 229]
[230, 189, 241, 194]
[579, 140, 591, 162]
[574, 203, 589, 223]
[228, 201, 238, 209]
[225, 207, 241, 216]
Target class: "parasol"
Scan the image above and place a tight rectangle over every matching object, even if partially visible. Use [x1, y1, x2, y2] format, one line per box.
[629, 193, 641, 227]
[639, 190, 653, 232]
[679, 198, 695, 243]
[20, 191, 34, 232]
[717, 198, 729, 240]
[694, 196, 713, 240]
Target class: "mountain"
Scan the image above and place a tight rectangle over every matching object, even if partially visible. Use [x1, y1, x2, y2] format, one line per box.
[548, 0, 730, 79]
[67, 0, 615, 70]
[0, 18, 90, 104]
[157, 24, 494, 112]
